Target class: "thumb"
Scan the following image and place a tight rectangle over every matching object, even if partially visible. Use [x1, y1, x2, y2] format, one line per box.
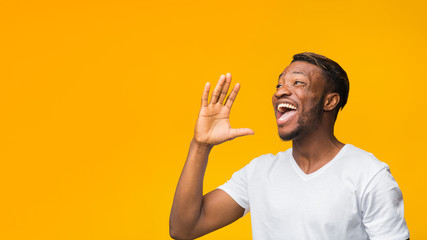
[229, 128, 255, 139]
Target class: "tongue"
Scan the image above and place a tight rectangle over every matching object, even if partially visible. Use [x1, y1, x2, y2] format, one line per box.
[279, 110, 296, 122]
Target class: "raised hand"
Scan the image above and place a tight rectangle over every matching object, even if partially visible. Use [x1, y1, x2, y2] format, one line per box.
[194, 73, 254, 146]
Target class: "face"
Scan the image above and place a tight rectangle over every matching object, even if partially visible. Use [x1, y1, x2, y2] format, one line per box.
[272, 61, 328, 141]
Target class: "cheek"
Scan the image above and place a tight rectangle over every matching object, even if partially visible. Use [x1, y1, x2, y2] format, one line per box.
[301, 90, 322, 107]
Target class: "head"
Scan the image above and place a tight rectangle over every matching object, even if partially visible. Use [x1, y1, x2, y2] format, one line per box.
[272, 52, 349, 141]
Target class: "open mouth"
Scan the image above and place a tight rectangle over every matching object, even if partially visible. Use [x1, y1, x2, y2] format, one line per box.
[277, 102, 297, 124]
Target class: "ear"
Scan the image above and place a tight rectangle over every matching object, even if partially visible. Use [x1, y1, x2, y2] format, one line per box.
[323, 93, 340, 111]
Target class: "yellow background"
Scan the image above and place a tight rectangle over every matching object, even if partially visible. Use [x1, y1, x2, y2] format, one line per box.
[1, 0, 426, 239]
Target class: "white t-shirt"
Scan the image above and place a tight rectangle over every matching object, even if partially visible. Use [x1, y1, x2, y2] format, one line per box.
[218, 144, 409, 240]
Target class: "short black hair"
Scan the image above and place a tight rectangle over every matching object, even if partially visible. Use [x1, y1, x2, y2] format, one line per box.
[292, 52, 349, 111]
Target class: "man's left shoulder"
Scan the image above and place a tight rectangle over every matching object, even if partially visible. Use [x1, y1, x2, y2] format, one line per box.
[338, 144, 389, 176]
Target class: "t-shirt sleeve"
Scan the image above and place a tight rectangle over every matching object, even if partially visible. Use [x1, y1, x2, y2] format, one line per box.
[361, 168, 410, 240]
[217, 160, 256, 215]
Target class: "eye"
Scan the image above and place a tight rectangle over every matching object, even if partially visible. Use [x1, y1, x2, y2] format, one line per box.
[294, 81, 305, 85]
[276, 84, 282, 89]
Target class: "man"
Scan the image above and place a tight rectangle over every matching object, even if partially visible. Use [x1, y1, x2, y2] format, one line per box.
[169, 52, 409, 239]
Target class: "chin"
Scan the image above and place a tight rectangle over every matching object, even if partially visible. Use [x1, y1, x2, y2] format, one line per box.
[278, 127, 301, 141]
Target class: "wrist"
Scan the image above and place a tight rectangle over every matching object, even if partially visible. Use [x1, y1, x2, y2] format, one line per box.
[191, 138, 214, 151]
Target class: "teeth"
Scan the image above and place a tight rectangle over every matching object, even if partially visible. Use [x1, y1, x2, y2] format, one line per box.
[277, 103, 297, 112]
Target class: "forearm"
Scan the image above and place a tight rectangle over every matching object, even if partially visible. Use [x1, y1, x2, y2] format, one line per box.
[169, 139, 213, 238]
[170, 75, 252, 239]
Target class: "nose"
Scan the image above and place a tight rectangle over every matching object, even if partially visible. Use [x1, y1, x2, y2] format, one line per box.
[274, 85, 292, 99]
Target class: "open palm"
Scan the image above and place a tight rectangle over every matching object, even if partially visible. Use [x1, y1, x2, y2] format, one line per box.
[194, 73, 254, 146]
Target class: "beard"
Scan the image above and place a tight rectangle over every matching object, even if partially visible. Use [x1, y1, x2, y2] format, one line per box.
[278, 96, 324, 141]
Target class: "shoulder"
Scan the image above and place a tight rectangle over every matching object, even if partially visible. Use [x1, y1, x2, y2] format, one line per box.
[338, 144, 389, 175]
[334, 144, 395, 200]
[237, 149, 291, 176]
[239, 149, 292, 179]
[249, 148, 292, 167]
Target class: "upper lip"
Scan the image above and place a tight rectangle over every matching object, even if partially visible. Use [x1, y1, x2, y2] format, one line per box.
[275, 100, 298, 112]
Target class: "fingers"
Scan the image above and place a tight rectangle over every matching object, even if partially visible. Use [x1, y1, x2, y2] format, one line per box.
[201, 82, 210, 107]
[210, 75, 226, 104]
[218, 73, 232, 104]
[225, 83, 240, 109]
[229, 128, 255, 139]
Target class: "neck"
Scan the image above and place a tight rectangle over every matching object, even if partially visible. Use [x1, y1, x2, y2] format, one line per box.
[291, 123, 344, 174]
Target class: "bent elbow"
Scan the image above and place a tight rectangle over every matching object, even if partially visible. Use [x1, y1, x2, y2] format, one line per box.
[169, 224, 193, 240]
[169, 227, 181, 240]
[169, 229, 179, 239]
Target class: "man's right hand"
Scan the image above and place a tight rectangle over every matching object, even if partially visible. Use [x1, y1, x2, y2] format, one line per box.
[194, 73, 254, 147]
[170, 73, 253, 239]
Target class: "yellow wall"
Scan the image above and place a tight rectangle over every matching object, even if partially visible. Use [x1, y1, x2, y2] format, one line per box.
[1, 0, 426, 239]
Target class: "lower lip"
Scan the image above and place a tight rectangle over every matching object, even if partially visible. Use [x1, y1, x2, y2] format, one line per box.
[276, 110, 297, 125]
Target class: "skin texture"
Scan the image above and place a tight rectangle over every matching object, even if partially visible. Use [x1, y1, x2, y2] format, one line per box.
[274, 61, 333, 141]
[272, 61, 344, 174]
